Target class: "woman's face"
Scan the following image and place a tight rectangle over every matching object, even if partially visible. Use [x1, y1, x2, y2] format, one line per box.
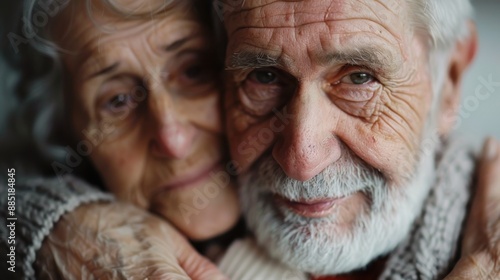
[52, 0, 239, 240]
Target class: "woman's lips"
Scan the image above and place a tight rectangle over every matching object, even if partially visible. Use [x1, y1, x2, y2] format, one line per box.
[157, 161, 221, 192]
[275, 196, 345, 218]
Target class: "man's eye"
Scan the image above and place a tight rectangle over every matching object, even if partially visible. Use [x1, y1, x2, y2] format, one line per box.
[340, 73, 374, 85]
[248, 70, 278, 84]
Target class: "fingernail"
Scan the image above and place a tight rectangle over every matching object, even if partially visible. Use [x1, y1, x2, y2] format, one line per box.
[484, 138, 498, 161]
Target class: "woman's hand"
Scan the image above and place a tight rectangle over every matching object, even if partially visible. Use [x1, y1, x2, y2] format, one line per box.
[35, 201, 228, 280]
[445, 138, 500, 280]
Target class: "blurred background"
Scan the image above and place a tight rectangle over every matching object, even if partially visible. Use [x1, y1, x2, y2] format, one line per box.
[458, 0, 500, 145]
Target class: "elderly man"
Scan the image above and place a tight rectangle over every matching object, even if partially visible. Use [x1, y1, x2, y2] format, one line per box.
[218, 0, 487, 278]
[3, 0, 500, 279]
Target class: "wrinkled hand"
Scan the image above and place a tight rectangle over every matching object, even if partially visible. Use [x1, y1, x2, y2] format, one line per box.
[35, 201, 227, 280]
[445, 138, 500, 280]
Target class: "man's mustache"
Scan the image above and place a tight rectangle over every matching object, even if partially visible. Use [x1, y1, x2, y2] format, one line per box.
[240, 146, 388, 202]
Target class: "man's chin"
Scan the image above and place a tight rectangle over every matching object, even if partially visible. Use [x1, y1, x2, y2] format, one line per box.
[240, 139, 438, 275]
[245, 198, 405, 275]
[242, 183, 426, 275]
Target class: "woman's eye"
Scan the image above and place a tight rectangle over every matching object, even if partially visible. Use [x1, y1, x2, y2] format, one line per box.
[177, 62, 216, 90]
[106, 93, 133, 113]
[340, 72, 374, 85]
[184, 64, 205, 80]
[248, 70, 278, 84]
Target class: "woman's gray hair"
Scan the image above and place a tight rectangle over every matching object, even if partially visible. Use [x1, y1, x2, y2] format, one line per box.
[0, 0, 201, 177]
[0, 1, 65, 176]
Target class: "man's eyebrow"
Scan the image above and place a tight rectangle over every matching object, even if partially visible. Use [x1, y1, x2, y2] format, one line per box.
[226, 52, 282, 70]
[87, 62, 120, 79]
[318, 47, 398, 73]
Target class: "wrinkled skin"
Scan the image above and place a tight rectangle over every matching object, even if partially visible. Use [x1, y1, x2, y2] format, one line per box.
[35, 0, 238, 278]
[37, 202, 227, 280]
[224, 0, 445, 193]
[50, 0, 239, 241]
[221, 0, 483, 278]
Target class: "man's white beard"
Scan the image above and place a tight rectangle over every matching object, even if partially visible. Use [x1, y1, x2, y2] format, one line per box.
[239, 136, 439, 275]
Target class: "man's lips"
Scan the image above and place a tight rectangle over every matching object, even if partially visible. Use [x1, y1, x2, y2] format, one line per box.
[275, 195, 346, 218]
[156, 161, 221, 193]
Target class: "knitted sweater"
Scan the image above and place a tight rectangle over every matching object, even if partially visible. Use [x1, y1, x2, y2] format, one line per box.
[0, 175, 114, 279]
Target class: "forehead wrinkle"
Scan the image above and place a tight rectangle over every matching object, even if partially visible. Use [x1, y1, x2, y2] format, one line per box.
[77, 45, 130, 80]
[226, 0, 408, 42]
[227, 0, 400, 27]
[352, 0, 407, 43]
[225, 0, 340, 35]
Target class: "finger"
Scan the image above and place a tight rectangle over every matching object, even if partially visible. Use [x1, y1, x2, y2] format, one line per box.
[476, 138, 500, 199]
[461, 138, 500, 255]
[38, 202, 193, 280]
[177, 243, 228, 280]
[443, 253, 498, 280]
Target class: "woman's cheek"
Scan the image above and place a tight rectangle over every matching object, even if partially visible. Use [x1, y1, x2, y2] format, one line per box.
[91, 142, 147, 203]
[181, 91, 223, 133]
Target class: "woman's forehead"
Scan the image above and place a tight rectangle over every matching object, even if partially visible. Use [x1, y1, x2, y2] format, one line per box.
[49, 0, 194, 47]
[50, 0, 200, 66]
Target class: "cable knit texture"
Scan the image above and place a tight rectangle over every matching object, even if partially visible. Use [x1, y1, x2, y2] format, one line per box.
[0, 175, 114, 280]
[380, 139, 475, 280]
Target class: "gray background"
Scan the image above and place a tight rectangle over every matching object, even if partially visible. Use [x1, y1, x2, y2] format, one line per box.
[458, 0, 500, 145]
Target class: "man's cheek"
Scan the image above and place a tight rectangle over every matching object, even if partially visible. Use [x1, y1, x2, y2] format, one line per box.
[338, 120, 417, 186]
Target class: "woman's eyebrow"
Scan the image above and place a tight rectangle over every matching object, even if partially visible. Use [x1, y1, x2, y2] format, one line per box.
[84, 36, 197, 80]
[164, 36, 192, 52]
[87, 62, 120, 80]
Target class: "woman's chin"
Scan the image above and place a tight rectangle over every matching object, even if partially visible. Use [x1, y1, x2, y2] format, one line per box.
[153, 184, 241, 241]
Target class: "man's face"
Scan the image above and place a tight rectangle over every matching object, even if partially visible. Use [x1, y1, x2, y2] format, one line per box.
[224, 0, 441, 275]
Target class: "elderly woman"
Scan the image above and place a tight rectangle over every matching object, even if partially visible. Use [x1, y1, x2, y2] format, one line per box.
[0, 0, 239, 278]
[1, 0, 500, 279]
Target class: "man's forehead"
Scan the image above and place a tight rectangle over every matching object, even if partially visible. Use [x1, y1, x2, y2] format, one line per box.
[224, 0, 407, 33]
[223, 0, 411, 72]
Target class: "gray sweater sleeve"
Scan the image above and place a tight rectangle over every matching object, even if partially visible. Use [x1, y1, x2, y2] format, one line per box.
[0, 175, 114, 280]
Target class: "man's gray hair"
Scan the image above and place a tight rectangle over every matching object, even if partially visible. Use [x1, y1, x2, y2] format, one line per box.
[411, 0, 474, 49]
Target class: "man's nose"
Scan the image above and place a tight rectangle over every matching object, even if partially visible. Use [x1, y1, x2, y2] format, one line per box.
[148, 92, 195, 159]
[272, 84, 342, 181]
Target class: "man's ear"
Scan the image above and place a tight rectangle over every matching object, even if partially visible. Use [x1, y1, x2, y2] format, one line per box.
[438, 21, 478, 136]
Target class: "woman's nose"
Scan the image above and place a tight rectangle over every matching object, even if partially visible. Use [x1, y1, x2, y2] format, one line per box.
[148, 93, 196, 159]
